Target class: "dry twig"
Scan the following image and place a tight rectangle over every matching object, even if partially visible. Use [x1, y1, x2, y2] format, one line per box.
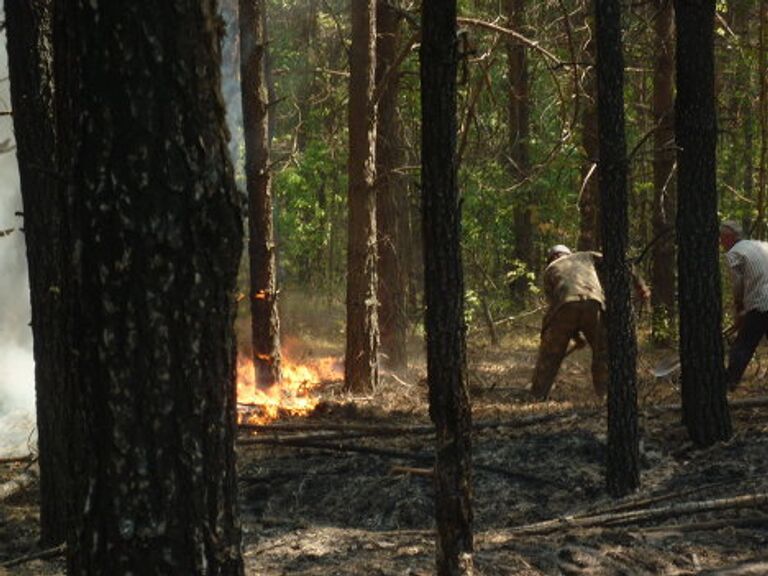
[0, 544, 65, 568]
[508, 492, 768, 535]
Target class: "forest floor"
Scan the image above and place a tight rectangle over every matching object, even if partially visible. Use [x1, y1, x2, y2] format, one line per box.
[3, 311, 768, 575]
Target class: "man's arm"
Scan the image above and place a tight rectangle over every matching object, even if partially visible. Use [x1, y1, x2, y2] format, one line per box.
[630, 266, 651, 303]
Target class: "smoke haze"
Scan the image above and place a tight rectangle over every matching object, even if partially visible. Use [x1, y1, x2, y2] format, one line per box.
[0, 14, 37, 457]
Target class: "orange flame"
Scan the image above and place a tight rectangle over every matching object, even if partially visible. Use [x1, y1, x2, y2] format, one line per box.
[236, 354, 342, 425]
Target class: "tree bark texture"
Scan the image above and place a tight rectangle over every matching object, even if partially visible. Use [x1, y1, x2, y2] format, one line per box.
[6, 0, 70, 546]
[376, 0, 408, 373]
[595, 0, 640, 497]
[650, 0, 677, 344]
[241, 0, 282, 388]
[729, 0, 755, 207]
[758, 0, 768, 238]
[421, 2, 475, 574]
[345, 0, 379, 392]
[578, 6, 601, 251]
[506, 0, 535, 289]
[674, 0, 732, 446]
[60, 2, 245, 573]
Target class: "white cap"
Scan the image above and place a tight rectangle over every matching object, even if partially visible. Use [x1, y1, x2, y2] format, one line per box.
[720, 220, 743, 239]
[548, 244, 572, 260]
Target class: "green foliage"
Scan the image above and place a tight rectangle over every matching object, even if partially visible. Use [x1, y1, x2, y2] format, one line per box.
[274, 141, 347, 295]
[240, 0, 762, 337]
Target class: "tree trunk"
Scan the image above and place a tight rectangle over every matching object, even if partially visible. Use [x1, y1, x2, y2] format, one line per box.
[6, 0, 70, 546]
[757, 0, 768, 239]
[506, 0, 535, 293]
[376, 1, 408, 374]
[295, 0, 320, 152]
[595, 0, 640, 497]
[421, 3, 474, 574]
[345, 0, 379, 392]
[60, 3, 245, 573]
[730, 0, 755, 208]
[579, 4, 601, 251]
[241, 0, 282, 388]
[674, 0, 732, 447]
[650, 0, 677, 344]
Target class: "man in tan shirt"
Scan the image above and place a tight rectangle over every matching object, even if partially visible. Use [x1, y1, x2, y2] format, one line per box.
[531, 245, 649, 401]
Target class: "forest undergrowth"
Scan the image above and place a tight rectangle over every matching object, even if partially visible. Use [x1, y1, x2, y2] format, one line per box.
[3, 311, 768, 575]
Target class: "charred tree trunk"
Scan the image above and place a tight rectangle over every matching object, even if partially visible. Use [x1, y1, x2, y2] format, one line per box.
[421, 2, 474, 574]
[376, 1, 408, 374]
[595, 0, 640, 497]
[345, 0, 379, 392]
[579, 6, 601, 251]
[60, 2, 245, 573]
[241, 0, 282, 388]
[651, 0, 677, 344]
[506, 0, 535, 293]
[674, 0, 732, 446]
[6, 0, 70, 546]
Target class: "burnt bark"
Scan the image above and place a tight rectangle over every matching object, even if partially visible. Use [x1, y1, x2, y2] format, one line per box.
[241, 0, 282, 388]
[59, 2, 245, 573]
[376, 0, 408, 374]
[421, 2, 474, 574]
[650, 0, 677, 345]
[6, 0, 70, 546]
[595, 0, 640, 497]
[345, 0, 379, 392]
[674, 0, 732, 446]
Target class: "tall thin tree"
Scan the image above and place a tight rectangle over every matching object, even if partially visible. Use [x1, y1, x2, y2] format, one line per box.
[241, 0, 282, 388]
[578, 6, 601, 251]
[421, 1, 474, 574]
[650, 0, 677, 345]
[674, 0, 732, 446]
[757, 0, 768, 238]
[595, 0, 640, 496]
[345, 0, 379, 392]
[506, 0, 535, 290]
[376, 0, 408, 374]
[59, 2, 245, 573]
[6, 0, 70, 546]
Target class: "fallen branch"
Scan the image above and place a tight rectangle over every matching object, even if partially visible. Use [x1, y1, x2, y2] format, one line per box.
[239, 412, 572, 437]
[643, 395, 768, 415]
[636, 515, 768, 534]
[575, 480, 731, 519]
[0, 544, 65, 568]
[508, 492, 768, 535]
[239, 436, 563, 486]
[238, 435, 432, 462]
[0, 455, 34, 465]
[390, 465, 433, 478]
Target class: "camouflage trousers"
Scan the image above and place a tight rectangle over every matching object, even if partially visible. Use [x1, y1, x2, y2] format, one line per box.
[531, 300, 608, 400]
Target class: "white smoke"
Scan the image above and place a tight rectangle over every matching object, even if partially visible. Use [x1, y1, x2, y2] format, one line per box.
[0, 13, 37, 457]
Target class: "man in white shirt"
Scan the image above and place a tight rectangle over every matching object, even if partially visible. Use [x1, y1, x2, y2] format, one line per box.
[719, 220, 768, 390]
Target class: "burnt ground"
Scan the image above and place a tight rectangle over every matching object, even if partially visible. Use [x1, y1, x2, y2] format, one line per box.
[3, 321, 768, 575]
